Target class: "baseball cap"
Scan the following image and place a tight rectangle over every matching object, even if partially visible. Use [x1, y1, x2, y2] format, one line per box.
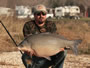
[33, 4, 47, 14]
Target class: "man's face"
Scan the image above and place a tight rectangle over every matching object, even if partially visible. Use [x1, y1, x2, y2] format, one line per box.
[34, 11, 47, 24]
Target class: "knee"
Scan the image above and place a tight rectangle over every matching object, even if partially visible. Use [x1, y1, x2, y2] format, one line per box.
[32, 58, 51, 68]
[21, 53, 32, 67]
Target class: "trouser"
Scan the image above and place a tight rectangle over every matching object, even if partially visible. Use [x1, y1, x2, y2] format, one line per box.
[21, 53, 32, 68]
[21, 51, 67, 68]
[51, 51, 67, 68]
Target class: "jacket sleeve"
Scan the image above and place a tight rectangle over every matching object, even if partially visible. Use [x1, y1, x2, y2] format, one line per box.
[46, 21, 57, 33]
[23, 22, 33, 37]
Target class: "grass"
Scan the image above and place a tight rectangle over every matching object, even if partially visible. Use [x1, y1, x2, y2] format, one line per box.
[79, 17, 90, 21]
[0, 16, 90, 54]
[0, 16, 29, 52]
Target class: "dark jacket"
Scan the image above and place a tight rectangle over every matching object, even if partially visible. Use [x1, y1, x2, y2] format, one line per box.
[23, 20, 57, 37]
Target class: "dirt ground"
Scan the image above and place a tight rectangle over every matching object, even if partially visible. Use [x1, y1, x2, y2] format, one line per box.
[0, 51, 90, 68]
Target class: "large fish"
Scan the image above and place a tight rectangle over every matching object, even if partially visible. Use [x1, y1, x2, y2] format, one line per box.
[18, 33, 82, 60]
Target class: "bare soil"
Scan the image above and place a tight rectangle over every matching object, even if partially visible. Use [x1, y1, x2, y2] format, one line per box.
[0, 51, 90, 68]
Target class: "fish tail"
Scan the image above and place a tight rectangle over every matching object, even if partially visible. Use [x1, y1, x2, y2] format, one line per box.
[72, 44, 78, 55]
[75, 39, 82, 45]
[72, 39, 82, 55]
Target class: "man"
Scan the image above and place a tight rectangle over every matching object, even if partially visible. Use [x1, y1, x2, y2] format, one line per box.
[22, 4, 66, 68]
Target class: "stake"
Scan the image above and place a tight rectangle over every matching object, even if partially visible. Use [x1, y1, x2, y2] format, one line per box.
[0, 21, 23, 54]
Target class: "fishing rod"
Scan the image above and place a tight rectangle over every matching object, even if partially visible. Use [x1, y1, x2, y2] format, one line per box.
[0, 20, 23, 54]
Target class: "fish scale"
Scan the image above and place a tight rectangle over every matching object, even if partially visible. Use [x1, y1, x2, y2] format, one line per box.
[18, 32, 82, 60]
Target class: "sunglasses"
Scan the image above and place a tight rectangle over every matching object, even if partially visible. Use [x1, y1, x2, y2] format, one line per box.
[35, 11, 46, 16]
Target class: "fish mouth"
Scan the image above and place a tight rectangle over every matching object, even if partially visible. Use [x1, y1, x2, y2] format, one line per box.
[18, 47, 32, 56]
[18, 47, 29, 52]
[17, 47, 23, 51]
[17, 47, 34, 57]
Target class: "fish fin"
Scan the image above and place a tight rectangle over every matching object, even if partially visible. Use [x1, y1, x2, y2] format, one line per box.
[72, 45, 78, 55]
[72, 39, 82, 55]
[44, 56, 51, 60]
